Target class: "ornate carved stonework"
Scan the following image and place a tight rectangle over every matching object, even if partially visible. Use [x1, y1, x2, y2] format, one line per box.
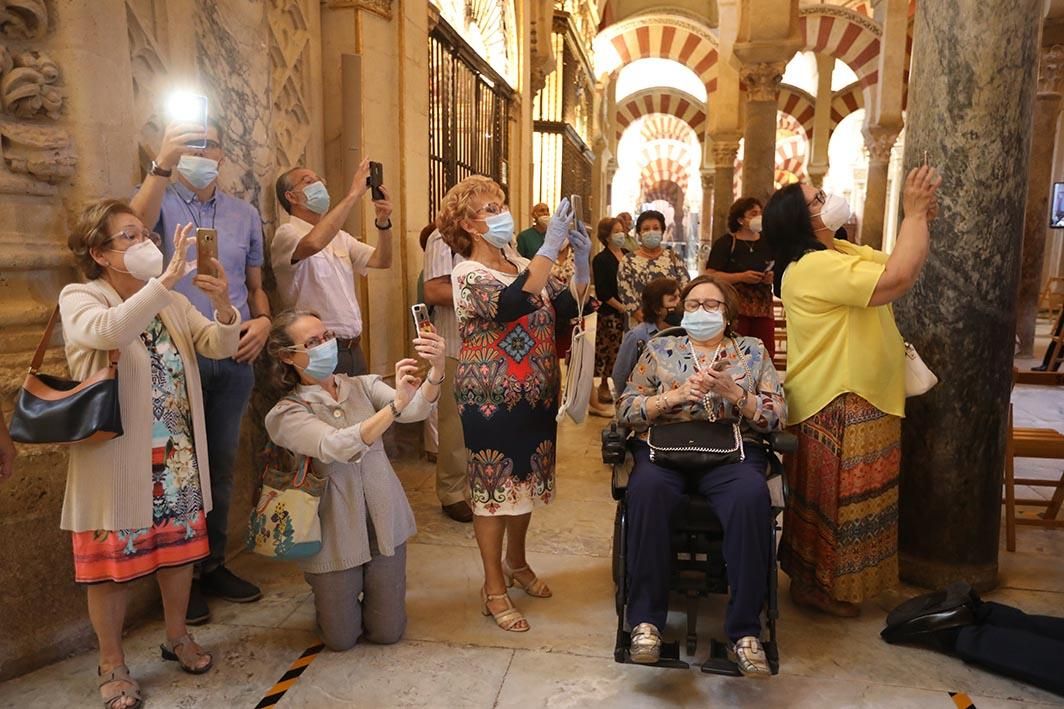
[740, 62, 786, 102]
[529, 0, 556, 95]
[799, 5, 882, 38]
[0, 48, 61, 119]
[862, 124, 899, 163]
[711, 139, 740, 167]
[0, 0, 48, 39]
[327, 0, 394, 20]
[268, 0, 314, 219]
[1039, 44, 1064, 95]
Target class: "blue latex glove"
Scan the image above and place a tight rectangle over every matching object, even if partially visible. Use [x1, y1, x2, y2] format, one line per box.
[570, 218, 592, 285]
[536, 198, 573, 262]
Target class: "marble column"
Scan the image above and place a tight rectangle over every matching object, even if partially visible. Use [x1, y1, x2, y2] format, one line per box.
[740, 62, 786, 204]
[710, 136, 740, 239]
[1016, 45, 1064, 356]
[859, 125, 900, 249]
[701, 167, 714, 244]
[894, 0, 1043, 591]
[807, 53, 834, 188]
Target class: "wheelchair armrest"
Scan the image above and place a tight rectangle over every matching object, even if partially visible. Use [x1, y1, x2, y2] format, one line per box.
[766, 431, 798, 454]
[611, 457, 631, 501]
[601, 421, 629, 465]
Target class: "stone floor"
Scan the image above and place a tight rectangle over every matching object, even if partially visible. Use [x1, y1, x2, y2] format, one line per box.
[3, 352, 1064, 707]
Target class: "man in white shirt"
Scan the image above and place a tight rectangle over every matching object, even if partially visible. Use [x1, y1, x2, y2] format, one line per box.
[272, 159, 393, 374]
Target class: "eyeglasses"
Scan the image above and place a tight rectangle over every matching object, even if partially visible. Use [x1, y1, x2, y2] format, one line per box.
[476, 202, 509, 217]
[185, 139, 222, 151]
[683, 298, 725, 313]
[807, 189, 826, 207]
[105, 227, 159, 247]
[286, 330, 335, 351]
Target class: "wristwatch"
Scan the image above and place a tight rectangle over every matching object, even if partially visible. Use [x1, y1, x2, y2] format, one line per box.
[735, 391, 750, 412]
[388, 399, 402, 417]
[375, 219, 393, 230]
[149, 160, 173, 178]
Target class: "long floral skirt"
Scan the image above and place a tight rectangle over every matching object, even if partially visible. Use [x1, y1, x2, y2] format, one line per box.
[594, 308, 626, 378]
[778, 393, 900, 603]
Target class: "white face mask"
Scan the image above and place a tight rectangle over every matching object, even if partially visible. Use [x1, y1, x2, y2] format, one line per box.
[748, 215, 763, 233]
[812, 193, 852, 233]
[109, 240, 164, 281]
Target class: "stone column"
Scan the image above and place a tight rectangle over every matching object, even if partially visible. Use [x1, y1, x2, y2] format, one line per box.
[701, 167, 714, 244]
[739, 63, 786, 204]
[895, 0, 1043, 591]
[859, 125, 900, 248]
[710, 136, 740, 239]
[807, 52, 834, 188]
[1016, 45, 1064, 356]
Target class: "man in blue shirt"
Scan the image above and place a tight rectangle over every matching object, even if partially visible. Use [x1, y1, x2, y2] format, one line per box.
[131, 118, 272, 624]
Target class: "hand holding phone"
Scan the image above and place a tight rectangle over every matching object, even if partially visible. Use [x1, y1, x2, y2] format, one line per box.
[166, 92, 208, 150]
[763, 260, 775, 274]
[411, 303, 431, 336]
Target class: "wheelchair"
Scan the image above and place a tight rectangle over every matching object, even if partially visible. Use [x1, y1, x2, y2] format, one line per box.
[601, 420, 796, 674]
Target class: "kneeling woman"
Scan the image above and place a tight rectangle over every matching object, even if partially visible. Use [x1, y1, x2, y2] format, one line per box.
[616, 275, 786, 676]
[264, 311, 446, 651]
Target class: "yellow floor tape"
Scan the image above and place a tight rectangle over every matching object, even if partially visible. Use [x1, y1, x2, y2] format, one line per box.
[950, 691, 976, 709]
[255, 643, 325, 708]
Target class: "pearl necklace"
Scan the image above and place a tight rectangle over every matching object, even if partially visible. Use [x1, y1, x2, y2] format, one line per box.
[689, 340, 723, 420]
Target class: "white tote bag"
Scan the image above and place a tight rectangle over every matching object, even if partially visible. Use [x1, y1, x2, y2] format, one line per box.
[557, 300, 597, 424]
[904, 342, 938, 397]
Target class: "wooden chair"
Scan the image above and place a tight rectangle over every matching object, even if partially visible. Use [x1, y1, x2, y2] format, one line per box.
[772, 299, 787, 372]
[1037, 276, 1064, 322]
[1004, 403, 1064, 551]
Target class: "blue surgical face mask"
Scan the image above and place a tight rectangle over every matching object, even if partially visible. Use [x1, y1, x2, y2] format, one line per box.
[301, 181, 330, 215]
[609, 232, 626, 248]
[176, 155, 219, 190]
[297, 338, 338, 381]
[640, 230, 663, 250]
[682, 309, 725, 341]
[482, 212, 515, 249]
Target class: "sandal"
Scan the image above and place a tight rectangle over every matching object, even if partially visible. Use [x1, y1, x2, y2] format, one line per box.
[160, 632, 213, 674]
[789, 580, 860, 617]
[481, 587, 530, 632]
[629, 622, 662, 664]
[503, 561, 552, 598]
[98, 664, 142, 709]
[729, 636, 771, 678]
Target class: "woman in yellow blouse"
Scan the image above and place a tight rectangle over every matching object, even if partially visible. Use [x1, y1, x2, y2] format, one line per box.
[763, 166, 940, 616]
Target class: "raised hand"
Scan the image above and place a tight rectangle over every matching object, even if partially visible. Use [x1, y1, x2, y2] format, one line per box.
[537, 197, 573, 262]
[372, 184, 393, 226]
[570, 218, 592, 285]
[155, 122, 207, 171]
[160, 223, 195, 289]
[393, 358, 422, 411]
[192, 258, 232, 314]
[902, 165, 942, 221]
[413, 328, 446, 374]
[349, 157, 372, 199]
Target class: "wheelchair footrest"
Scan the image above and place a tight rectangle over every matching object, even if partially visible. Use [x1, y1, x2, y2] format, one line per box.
[699, 638, 780, 676]
[615, 631, 690, 669]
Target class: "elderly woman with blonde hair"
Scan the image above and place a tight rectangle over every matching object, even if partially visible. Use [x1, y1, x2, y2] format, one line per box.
[435, 176, 590, 632]
[59, 198, 240, 708]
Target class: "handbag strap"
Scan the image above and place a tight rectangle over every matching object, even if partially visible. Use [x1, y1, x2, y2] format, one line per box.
[29, 305, 119, 375]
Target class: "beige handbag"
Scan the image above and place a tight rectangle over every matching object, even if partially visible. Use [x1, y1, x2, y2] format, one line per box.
[904, 342, 938, 397]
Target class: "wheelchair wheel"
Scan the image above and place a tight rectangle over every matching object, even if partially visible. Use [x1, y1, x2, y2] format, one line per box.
[612, 503, 626, 616]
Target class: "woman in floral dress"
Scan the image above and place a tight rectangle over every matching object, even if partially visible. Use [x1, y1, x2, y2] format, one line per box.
[59, 200, 240, 708]
[437, 176, 590, 632]
[617, 209, 690, 322]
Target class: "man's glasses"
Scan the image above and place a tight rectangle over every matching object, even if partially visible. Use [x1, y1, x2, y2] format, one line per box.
[683, 298, 725, 313]
[287, 331, 336, 350]
[185, 139, 222, 150]
[105, 227, 159, 247]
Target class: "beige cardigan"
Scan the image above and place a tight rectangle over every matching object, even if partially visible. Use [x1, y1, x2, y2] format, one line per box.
[58, 277, 240, 532]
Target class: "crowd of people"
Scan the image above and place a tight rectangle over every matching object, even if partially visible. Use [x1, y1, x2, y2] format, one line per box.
[19, 110, 1063, 701]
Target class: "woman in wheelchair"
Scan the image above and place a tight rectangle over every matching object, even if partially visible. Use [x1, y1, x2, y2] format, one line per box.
[615, 274, 786, 676]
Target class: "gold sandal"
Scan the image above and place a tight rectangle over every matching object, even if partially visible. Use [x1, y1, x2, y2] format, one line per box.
[481, 587, 530, 632]
[503, 561, 552, 598]
[98, 664, 142, 709]
[729, 636, 771, 678]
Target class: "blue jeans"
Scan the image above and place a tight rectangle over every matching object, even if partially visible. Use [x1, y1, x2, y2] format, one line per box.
[196, 355, 255, 573]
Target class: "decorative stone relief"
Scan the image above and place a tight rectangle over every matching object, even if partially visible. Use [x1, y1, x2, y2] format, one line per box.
[710, 138, 740, 167]
[269, 0, 313, 176]
[862, 124, 899, 163]
[0, 0, 48, 39]
[0, 0, 76, 195]
[0, 48, 62, 119]
[740, 62, 786, 102]
[529, 0, 556, 95]
[1039, 45, 1064, 96]
[126, 0, 170, 173]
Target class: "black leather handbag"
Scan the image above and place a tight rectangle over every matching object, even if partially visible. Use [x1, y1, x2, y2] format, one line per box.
[9, 305, 123, 444]
[647, 419, 745, 473]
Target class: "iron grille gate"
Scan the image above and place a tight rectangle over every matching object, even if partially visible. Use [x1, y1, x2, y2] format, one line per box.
[428, 19, 513, 223]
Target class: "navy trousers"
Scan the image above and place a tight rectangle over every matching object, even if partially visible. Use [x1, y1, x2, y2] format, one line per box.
[625, 441, 772, 642]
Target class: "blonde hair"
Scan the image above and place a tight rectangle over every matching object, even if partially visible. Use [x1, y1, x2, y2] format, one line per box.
[68, 199, 139, 279]
[435, 175, 506, 257]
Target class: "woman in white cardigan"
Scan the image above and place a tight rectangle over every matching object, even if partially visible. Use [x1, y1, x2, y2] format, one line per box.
[60, 199, 240, 709]
[263, 311, 445, 651]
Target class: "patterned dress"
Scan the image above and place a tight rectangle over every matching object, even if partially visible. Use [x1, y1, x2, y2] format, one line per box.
[452, 257, 578, 515]
[592, 247, 628, 378]
[72, 317, 208, 583]
[617, 250, 690, 315]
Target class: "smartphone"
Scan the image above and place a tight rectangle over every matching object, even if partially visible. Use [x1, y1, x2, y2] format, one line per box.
[367, 161, 385, 201]
[195, 228, 218, 276]
[763, 259, 775, 273]
[411, 303, 431, 336]
[167, 93, 208, 149]
[570, 194, 583, 225]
